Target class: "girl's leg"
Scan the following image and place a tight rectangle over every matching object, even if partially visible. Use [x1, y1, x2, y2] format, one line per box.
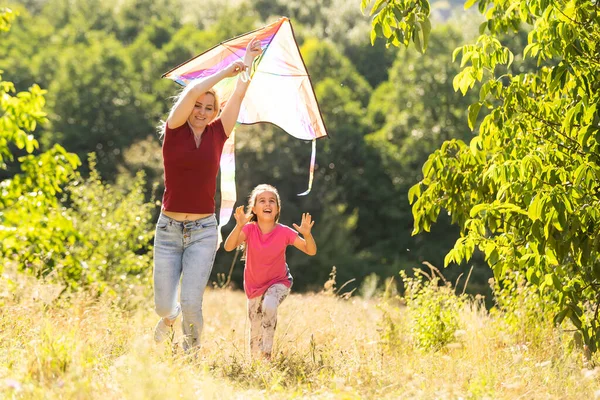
[153, 214, 183, 342]
[248, 297, 263, 358]
[180, 215, 218, 351]
[260, 283, 290, 358]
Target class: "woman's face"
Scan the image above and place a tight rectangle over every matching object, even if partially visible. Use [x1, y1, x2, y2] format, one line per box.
[188, 92, 217, 131]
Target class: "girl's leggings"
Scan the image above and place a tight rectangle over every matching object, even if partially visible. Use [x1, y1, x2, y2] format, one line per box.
[247, 283, 290, 358]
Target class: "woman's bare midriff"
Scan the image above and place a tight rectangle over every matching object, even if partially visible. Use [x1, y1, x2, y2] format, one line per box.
[162, 209, 212, 222]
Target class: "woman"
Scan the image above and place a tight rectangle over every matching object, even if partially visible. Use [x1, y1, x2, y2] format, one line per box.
[153, 38, 262, 351]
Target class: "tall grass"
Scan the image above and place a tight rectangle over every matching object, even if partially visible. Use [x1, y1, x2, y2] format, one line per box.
[1, 269, 598, 399]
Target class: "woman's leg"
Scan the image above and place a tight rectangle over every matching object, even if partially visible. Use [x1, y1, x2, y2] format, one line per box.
[153, 214, 183, 342]
[180, 215, 218, 351]
[259, 283, 290, 358]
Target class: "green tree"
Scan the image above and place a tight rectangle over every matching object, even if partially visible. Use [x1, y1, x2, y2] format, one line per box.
[365, 23, 488, 286]
[301, 38, 373, 106]
[365, 0, 600, 352]
[113, 0, 181, 44]
[38, 31, 159, 178]
[1, 8, 154, 293]
[0, 7, 81, 278]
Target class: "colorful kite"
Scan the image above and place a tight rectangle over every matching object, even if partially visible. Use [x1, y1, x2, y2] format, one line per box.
[162, 17, 328, 241]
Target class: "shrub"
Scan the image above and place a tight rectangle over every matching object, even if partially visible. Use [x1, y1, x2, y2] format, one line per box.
[401, 266, 466, 351]
[61, 154, 156, 294]
[490, 270, 561, 347]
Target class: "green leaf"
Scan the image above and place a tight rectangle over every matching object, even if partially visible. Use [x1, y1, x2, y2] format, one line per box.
[382, 19, 393, 38]
[459, 68, 475, 95]
[485, 4, 496, 19]
[574, 164, 588, 186]
[479, 81, 491, 102]
[468, 102, 482, 130]
[413, 22, 423, 54]
[528, 195, 545, 221]
[25, 138, 34, 153]
[549, 64, 567, 92]
[444, 249, 455, 266]
[464, 0, 477, 10]
[422, 158, 434, 178]
[470, 203, 488, 217]
[478, 21, 487, 34]
[370, 25, 377, 45]
[558, 0, 576, 23]
[569, 308, 582, 329]
[470, 135, 482, 155]
[421, 18, 431, 52]
[452, 47, 462, 62]
[523, 42, 539, 59]
[546, 248, 558, 265]
[506, 50, 514, 69]
[369, 0, 387, 16]
[554, 307, 569, 325]
[360, 0, 369, 14]
[408, 183, 422, 204]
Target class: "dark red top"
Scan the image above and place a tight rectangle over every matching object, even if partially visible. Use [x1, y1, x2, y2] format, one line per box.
[161, 119, 228, 213]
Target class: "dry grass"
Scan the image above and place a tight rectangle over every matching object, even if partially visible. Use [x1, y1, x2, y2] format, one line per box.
[1, 271, 599, 399]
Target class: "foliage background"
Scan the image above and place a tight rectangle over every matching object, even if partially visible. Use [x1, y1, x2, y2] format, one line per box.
[1, 0, 494, 295]
[2, 0, 600, 397]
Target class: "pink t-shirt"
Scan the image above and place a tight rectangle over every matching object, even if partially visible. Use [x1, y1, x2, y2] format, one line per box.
[242, 222, 298, 299]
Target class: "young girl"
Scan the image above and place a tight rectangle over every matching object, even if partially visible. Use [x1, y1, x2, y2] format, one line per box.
[224, 184, 317, 360]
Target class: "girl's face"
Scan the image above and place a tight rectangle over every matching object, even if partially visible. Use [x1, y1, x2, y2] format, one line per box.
[252, 191, 279, 222]
[188, 92, 217, 130]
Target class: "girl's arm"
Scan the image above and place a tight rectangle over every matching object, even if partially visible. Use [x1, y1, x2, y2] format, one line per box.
[293, 234, 317, 256]
[292, 213, 317, 256]
[220, 37, 263, 136]
[224, 206, 250, 251]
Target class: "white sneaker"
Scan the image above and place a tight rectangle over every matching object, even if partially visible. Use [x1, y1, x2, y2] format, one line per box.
[154, 318, 174, 343]
[154, 304, 180, 343]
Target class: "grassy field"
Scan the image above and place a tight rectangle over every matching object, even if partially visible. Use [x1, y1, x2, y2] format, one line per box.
[1, 271, 599, 399]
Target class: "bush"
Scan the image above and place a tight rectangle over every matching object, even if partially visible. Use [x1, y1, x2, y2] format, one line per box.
[401, 266, 466, 351]
[490, 270, 561, 347]
[61, 154, 156, 294]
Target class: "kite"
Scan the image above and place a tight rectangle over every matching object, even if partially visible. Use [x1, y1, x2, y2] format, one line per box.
[162, 17, 328, 241]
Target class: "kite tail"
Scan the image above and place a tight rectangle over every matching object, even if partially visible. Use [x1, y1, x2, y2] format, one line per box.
[297, 139, 316, 196]
[217, 127, 237, 247]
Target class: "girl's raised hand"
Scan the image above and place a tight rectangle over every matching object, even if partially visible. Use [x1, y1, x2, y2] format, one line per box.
[233, 205, 250, 227]
[293, 213, 315, 236]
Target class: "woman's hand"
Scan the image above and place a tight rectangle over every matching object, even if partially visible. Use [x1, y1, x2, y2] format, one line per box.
[293, 213, 315, 236]
[243, 37, 263, 68]
[220, 37, 263, 136]
[224, 60, 247, 78]
[233, 205, 251, 227]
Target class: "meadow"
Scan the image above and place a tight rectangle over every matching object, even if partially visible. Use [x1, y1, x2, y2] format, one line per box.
[1, 268, 598, 399]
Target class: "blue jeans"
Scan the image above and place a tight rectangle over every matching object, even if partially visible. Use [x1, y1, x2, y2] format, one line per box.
[153, 212, 218, 350]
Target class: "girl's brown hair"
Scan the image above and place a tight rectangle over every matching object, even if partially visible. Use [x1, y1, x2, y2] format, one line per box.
[240, 184, 281, 260]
